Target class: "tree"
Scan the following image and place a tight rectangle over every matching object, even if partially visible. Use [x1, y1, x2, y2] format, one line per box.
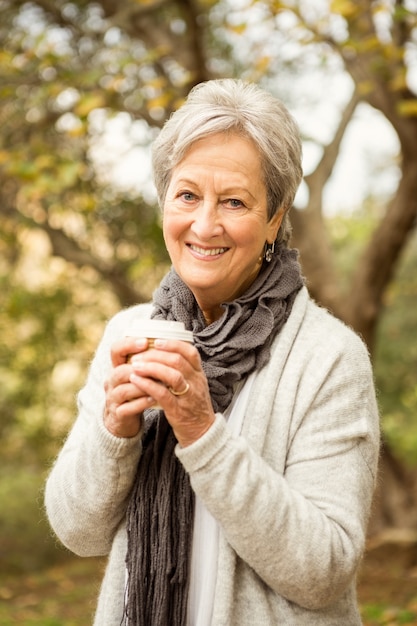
[265, 0, 417, 531]
[1, 0, 416, 529]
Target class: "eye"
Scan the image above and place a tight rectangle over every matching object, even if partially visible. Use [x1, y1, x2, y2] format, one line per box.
[224, 198, 245, 209]
[179, 191, 197, 202]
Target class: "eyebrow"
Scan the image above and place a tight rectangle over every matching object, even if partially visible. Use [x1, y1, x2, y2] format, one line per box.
[173, 177, 258, 202]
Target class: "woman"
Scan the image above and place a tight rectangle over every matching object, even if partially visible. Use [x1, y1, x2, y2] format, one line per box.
[45, 79, 379, 625]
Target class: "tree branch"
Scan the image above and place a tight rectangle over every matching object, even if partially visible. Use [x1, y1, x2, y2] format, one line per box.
[42, 221, 147, 306]
[97, 0, 211, 85]
[346, 158, 417, 349]
[290, 88, 360, 314]
[304, 87, 360, 214]
[393, 0, 414, 48]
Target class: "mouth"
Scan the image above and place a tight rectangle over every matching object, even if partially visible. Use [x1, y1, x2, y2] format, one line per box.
[187, 244, 229, 257]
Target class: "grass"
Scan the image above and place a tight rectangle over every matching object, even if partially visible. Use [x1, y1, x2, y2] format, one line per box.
[1, 466, 417, 625]
[0, 552, 416, 625]
[0, 558, 104, 625]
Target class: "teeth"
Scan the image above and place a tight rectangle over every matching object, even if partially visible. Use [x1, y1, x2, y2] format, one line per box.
[190, 245, 227, 256]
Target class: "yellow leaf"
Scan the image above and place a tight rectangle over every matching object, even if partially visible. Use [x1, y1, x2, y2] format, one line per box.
[357, 80, 375, 96]
[267, 0, 294, 12]
[330, 0, 360, 18]
[255, 56, 272, 73]
[228, 23, 247, 35]
[34, 155, 55, 170]
[389, 71, 408, 92]
[147, 76, 168, 90]
[146, 93, 171, 111]
[67, 125, 86, 138]
[74, 93, 106, 117]
[357, 35, 380, 52]
[397, 99, 417, 117]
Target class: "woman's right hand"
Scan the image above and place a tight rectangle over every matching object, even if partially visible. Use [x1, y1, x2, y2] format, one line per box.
[103, 338, 156, 438]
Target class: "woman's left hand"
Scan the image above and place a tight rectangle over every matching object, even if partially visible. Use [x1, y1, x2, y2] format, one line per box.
[129, 339, 216, 447]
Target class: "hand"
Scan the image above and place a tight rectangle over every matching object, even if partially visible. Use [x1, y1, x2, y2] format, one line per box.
[103, 337, 157, 438]
[129, 339, 216, 447]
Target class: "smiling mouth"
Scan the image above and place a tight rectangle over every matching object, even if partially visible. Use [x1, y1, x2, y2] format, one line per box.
[187, 244, 229, 256]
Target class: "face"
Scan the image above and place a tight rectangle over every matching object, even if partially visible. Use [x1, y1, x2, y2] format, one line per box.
[162, 133, 283, 323]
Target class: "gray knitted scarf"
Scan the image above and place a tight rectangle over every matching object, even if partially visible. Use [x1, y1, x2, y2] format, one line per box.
[123, 246, 304, 625]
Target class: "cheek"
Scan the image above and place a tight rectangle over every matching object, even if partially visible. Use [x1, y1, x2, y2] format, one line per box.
[231, 223, 265, 253]
[162, 211, 186, 248]
[162, 208, 176, 237]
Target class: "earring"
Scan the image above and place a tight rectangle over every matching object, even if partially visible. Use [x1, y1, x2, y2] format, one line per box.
[264, 242, 275, 263]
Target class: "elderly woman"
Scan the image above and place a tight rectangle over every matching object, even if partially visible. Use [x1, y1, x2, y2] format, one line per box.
[45, 79, 379, 625]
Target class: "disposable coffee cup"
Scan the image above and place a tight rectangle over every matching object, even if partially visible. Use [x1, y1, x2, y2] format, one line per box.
[126, 319, 194, 353]
[126, 320, 193, 408]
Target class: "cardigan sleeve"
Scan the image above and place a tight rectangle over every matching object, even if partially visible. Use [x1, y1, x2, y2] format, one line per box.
[176, 311, 380, 610]
[44, 308, 148, 557]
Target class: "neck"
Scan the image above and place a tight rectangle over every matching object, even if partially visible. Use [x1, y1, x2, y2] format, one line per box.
[201, 304, 224, 326]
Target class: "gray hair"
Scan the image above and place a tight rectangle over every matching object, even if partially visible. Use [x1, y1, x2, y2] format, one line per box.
[152, 79, 302, 245]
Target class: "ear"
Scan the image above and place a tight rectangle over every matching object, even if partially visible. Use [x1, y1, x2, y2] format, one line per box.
[266, 206, 285, 243]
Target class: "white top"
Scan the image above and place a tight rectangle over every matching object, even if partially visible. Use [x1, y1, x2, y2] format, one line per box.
[187, 372, 256, 626]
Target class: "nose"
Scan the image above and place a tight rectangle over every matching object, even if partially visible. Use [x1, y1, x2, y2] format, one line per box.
[191, 198, 223, 240]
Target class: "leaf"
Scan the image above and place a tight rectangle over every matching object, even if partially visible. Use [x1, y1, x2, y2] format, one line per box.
[389, 71, 408, 92]
[330, 0, 360, 18]
[357, 80, 375, 96]
[74, 93, 106, 117]
[397, 99, 417, 117]
[0, 150, 10, 165]
[255, 56, 272, 73]
[146, 93, 172, 111]
[57, 162, 81, 188]
[227, 23, 248, 35]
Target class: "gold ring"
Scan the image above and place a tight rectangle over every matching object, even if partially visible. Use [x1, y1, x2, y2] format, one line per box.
[169, 381, 190, 396]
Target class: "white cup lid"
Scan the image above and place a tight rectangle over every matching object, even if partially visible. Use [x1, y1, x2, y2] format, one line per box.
[127, 319, 193, 342]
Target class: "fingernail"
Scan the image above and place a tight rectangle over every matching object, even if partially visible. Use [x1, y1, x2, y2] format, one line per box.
[154, 338, 166, 347]
[134, 338, 147, 348]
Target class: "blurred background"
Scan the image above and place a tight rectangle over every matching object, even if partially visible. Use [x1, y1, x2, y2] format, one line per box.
[1, 0, 417, 624]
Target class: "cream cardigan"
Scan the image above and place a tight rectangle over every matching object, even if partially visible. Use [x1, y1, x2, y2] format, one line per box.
[45, 287, 380, 625]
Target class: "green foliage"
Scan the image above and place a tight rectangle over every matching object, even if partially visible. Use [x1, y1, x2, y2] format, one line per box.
[0, 0, 415, 553]
[0, 226, 120, 465]
[374, 234, 417, 466]
[0, 467, 66, 575]
[0, 0, 170, 305]
[361, 604, 417, 624]
[328, 211, 417, 466]
[1, 291, 75, 459]
[327, 207, 378, 290]
[0, 4, 416, 618]
[0, 555, 104, 625]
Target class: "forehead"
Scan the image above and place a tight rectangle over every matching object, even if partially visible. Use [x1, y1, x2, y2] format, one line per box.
[172, 133, 263, 181]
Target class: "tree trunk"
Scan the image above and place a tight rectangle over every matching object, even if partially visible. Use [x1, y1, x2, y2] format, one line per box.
[369, 445, 417, 536]
[344, 155, 417, 352]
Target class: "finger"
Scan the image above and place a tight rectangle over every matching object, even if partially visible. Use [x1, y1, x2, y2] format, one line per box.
[130, 357, 189, 394]
[153, 339, 201, 370]
[114, 395, 156, 419]
[129, 344, 196, 379]
[104, 382, 155, 438]
[105, 363, 154, 410]
[107, 379, 148, 405]
[110, 337, 149, 367]
[129, 372, 216, 448]
[129, 373, 176, 409]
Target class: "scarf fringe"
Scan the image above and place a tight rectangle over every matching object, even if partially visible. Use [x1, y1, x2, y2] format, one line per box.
[123, 248, 304, 625]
